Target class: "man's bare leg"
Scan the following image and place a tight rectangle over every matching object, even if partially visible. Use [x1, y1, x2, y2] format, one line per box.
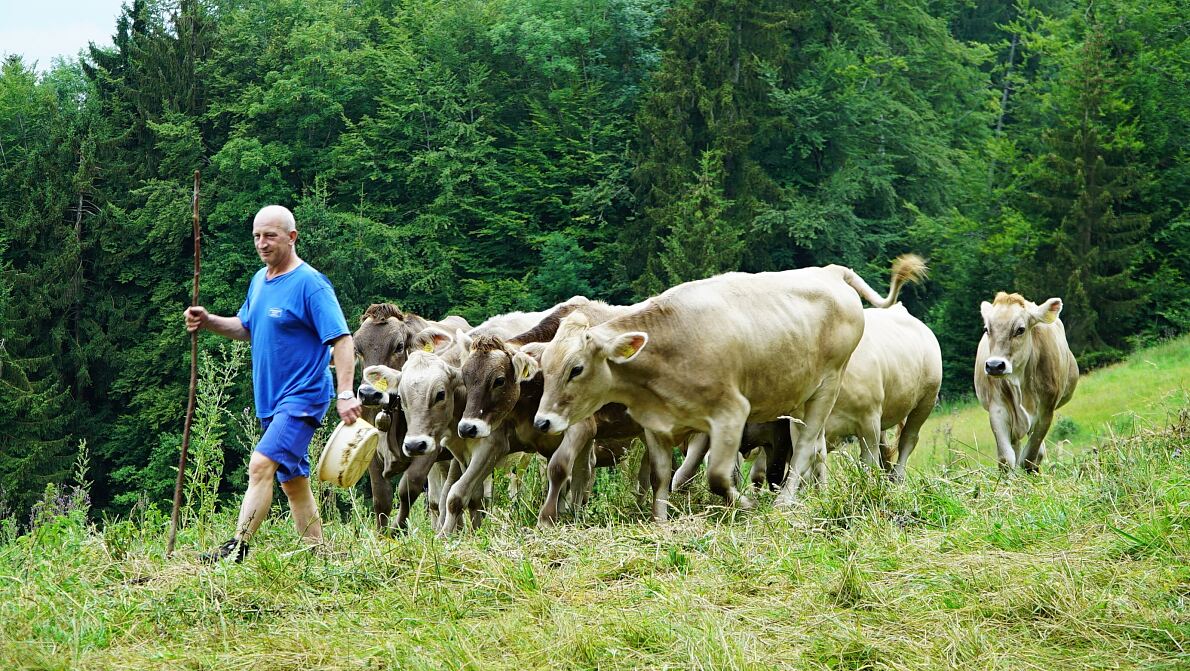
[236, 450, 280, 542]
[280, 476, 323, 543]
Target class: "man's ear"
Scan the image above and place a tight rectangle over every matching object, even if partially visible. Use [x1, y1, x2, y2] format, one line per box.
[1030, 298, 1063, 325]
[603, 332, 648, 363]
[512, 351, 540, 382]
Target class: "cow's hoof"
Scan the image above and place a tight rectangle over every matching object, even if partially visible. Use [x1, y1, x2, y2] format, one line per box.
[735, 495, 755, 510]
[774, 494, 799, 509]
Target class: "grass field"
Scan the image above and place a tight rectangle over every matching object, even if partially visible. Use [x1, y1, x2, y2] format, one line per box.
[0, 337, 1186, 670]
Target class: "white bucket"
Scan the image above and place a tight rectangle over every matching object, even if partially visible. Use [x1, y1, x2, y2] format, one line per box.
[316, 418, 381, 488]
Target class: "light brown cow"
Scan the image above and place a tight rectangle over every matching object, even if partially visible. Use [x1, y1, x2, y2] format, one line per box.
[975, 292, 1078, 472]
[532, 256, 926, 519]
[352, 303, 469, 531]
[814, 304, 942, 480]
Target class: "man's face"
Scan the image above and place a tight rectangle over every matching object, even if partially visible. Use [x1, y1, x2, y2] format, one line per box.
[252, 219, 295, 268]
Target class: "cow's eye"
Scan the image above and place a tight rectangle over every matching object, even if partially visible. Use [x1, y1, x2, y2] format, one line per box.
[492, 377, 505, 388]
[434, 390, 446, 403]
[395, 342, 404, 352]
[568, 365, 584, 381]
[1013, 326, 1026, 337]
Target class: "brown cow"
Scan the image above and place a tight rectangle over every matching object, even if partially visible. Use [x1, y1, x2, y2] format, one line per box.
[457, 334, 634, 524]
[975, 292, 1078, 472]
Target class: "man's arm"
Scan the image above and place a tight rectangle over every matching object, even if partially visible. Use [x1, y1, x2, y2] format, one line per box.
[185, 306, 250, 341]
[330, 334, 362, 424]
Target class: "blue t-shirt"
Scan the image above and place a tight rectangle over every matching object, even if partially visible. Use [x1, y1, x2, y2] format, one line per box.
[237, 262, 350, 419]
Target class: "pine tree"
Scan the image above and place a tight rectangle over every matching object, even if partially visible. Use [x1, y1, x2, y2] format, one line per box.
[1026, 17, 1149, 360]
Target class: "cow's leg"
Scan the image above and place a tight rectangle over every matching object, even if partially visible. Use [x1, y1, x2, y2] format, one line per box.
[1020, 411, 1054, 474]
[541, 424, 594, 525]
[891, 397, 934, 481]
[988, 405, 1019, 471]
[425, 460, 450, 531]
[367, 456, 393, 531]
[434, 459, 462, 531]
[748, 446, 768, 492]
[394, 452, 438, 531]
[635, 448, 653, 507]
[766, 420, 793, 490]
[809, 439, 828, 486]
[777, 381, 841, 506]
[441, 439, 506, 536]
[671, 433, 709, 491]
[704, 398, 753, 509]
[568, 439, 597, 511]
[857, 415, 883, 471]
[644, 431, 673, 522]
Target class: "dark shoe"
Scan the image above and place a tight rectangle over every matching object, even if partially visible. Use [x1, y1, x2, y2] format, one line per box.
[200, 538, 249, 564]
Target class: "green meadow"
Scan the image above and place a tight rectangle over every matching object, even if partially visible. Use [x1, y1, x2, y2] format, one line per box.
[0, 337, 1186, 670]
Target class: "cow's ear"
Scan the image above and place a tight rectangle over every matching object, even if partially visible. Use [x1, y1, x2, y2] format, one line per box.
[519, 342, 546, 361]
[1031, 298, 1062, 325]
[980, 301, 993, 322]
[604, 332, 648, 363]
[413, 326, 453, 353]
[512, 351, 540, 382]
[364, 364, 400, 391]
[455, 328, 473, 353]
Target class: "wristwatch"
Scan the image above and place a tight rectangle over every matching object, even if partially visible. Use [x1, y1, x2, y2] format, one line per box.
[336, 390, 355, 401]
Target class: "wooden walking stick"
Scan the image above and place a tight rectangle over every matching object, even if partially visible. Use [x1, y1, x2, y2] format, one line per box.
[167, 170, 201, 557]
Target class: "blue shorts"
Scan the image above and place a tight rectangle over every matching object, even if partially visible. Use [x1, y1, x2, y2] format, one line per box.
[257, 413, 321, 483]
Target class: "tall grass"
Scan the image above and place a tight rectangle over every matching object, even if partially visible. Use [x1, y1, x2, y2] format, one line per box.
[0, 410, 1185, 670]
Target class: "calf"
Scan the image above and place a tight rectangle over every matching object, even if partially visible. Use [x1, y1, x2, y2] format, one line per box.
[353, 303, 469, 530]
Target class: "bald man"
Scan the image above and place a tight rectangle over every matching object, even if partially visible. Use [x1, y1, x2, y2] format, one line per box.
[185, 205, 362, 562]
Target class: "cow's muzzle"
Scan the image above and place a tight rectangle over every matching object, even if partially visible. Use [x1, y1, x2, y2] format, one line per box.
[984, 358, 1010, 376]
[358, 384, 384, 406]
[533, 413, 567, 435]
[403, 436, 433, 456]
[458, 418, 491, 439]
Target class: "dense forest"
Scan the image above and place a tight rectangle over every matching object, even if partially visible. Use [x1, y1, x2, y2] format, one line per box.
[0, 0, 1185, 516]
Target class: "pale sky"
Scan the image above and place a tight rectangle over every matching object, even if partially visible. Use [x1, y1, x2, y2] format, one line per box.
[0, 0, 127, 72]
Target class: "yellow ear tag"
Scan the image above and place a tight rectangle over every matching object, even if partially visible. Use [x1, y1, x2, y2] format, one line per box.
[422, 342, 434, 352]
[373, 377, 388, 392]
[614, 342, 637, 359]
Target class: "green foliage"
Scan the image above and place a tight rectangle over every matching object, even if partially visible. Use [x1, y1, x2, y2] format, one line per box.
[0, 0, 1184, 518]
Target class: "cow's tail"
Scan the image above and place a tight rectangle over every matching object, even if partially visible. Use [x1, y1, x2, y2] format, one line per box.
[830, 254, 928, 308]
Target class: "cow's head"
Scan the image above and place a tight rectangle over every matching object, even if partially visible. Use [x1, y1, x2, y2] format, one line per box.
[457, 335, 539, 439]
[359, 364, 401, 410]
[395, 327, 458, 456]
[353, 303, 434, 372]
[533, 312, 648, 434]
[980, 292, 1062, 377]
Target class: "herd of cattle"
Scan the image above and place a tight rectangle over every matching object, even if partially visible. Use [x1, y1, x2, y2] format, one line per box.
[349, 255, 1079, 535]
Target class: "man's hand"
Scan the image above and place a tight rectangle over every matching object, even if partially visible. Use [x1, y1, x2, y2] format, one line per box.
[185, 306, 209, 332]
[337, 397, 362, 425]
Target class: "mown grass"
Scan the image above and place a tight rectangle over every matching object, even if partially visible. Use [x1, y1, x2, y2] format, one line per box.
[1, 410, 1187, 670]
[914, 334, 1190, 470]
